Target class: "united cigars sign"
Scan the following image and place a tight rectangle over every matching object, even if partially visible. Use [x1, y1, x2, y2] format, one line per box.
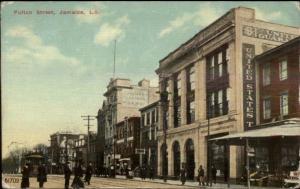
[242, 43, 256, 129]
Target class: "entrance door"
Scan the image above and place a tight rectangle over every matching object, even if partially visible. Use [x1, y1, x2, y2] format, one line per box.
[185, 139, 195, 180]
[173, 141, 180, 177]
[161, 144, 168, 177]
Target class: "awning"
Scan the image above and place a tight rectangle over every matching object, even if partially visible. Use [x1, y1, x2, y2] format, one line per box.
[210, 119, 300, 144]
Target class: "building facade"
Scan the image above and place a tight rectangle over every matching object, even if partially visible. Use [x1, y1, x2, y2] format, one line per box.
[155, 7, 299, 181]
[115, 116, 141, 173]
[103, 78, 159, 168]
[140, 101, 159, 176]
[73, 134, 88, 166]
[250, 36, 300, 184]
[256, 36, 300, 123]
[95, 108, 106, 171]
[48, 132, 80, 174]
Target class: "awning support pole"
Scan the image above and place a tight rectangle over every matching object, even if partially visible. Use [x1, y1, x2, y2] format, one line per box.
[246, 138, 250, 189]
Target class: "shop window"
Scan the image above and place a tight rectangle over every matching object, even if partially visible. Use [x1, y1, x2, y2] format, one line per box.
[263, 97, 271, 119]
[279, 59, 288, 81]
[280, 93, 288, 116]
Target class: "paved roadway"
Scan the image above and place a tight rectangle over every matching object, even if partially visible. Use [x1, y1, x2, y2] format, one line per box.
[3, 174, 195, 188]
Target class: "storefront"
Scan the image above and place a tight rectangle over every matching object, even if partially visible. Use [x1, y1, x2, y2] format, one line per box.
[211, 119, 300, 187]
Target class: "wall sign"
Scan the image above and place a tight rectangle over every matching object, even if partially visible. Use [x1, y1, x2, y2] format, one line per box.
[242, 25, 298, 43]
[242, 43, 256, 129]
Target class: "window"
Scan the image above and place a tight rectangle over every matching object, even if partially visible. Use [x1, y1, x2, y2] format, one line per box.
[189, 66, 196, 90]
[263, 97, 271, 119]
[218, 52, 223, 77]
[209, 56, 215, 80]
[187, 65, 195, 124]
[226, 47, 230, 61]
[280, 93, 288, 116]
[151, 110, 155, 125]
[141, 114, 145, 127]
[207, 46, 228, 80]
[177, 74, 181, 96]
[146, 112, 150, 125]
[190, 101, 195, 122]
[207, 88, 228, 118]
[279, 59, 288, 81]
[218, 90, 223, 115]
[263, 63, 271, 86]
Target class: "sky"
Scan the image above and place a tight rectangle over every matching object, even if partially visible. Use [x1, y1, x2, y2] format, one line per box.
[1, 1, 300, 158]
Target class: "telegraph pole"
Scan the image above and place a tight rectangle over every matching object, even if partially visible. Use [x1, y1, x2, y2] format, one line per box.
[81, 115, 96, 164]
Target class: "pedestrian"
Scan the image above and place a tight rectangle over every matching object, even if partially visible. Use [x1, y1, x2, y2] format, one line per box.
[198, 165, 205, 186]
[211, 164, 217, 184]
[180, 166, 187, 185]
[64, 162, 72, 189]
[149, 166, 154, 180]
[84, 162, 93, 185]
[37, 163, 47, 188]
[71, 161, 84, 189]
[141, 165, 146, 180]
[21, 163, 30, 189]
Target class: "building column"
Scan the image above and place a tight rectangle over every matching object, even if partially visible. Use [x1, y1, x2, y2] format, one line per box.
[181, 69, 187, 125]
[198, 59, 207, 120]
[198, 134, 207, 175]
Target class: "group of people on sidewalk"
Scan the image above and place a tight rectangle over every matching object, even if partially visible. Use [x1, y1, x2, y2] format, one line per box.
[139, 164, 155, 180]
[20, 160, 94, 189]
[179, 164, 219, 186]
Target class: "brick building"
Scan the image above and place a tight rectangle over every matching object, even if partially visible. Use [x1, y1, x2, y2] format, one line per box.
[140, 101, 159, 176]
[115, 116, 141, 173]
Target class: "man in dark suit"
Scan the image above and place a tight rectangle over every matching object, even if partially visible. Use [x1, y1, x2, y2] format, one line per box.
[64, 162, 72, 189]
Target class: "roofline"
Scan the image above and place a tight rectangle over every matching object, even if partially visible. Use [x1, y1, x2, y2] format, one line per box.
[116, 116, 140, 126]
[158, 7, 235, 64]
[139, 100, 160, 111]
[254, 36, 300, 62]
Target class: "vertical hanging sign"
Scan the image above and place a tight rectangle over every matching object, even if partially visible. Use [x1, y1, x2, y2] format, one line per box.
[242, 43, 256, 130]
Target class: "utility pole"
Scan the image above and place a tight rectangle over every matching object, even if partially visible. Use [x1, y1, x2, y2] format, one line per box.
[81, 115, 96, 165]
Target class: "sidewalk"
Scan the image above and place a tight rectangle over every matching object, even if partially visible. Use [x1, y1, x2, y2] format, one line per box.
[115, 175, 281, 189]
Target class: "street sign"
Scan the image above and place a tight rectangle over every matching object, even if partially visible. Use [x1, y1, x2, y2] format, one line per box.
[135, 148, 145, 154]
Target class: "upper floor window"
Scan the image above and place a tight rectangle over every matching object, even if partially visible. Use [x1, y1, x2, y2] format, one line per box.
[151, 110, 155, 125]
[141, 114, 145, 127]
[279, 59, 288, 81]
[177, 74, 181, 96]
[146, 112, 150, 125]
[263, 97, 271, 119]
[280, 93, 288, 116]
[188, 66, 196, 91]
[263, 63, 271, 86]
[218, 52, 223, 77]
[207, 88, 228, 118]
[208, 56, 215, 80]
[207, 46, 228, 81]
